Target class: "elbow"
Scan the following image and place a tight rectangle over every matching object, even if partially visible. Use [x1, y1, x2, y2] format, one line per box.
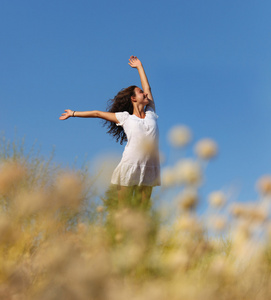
[93, 110, 100, 118]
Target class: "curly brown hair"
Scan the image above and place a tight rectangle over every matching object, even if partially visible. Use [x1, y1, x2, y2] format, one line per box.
[103, 85, 137, 145]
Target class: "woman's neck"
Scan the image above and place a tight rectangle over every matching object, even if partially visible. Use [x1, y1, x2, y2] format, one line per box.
[133, 105, 145, 119]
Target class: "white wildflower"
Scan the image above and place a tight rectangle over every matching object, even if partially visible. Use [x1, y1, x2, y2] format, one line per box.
[174, 159, 202, 185]
[208, 191, 226, 208]
[168, 125, 192, 148]
[194, 138, 218, 160]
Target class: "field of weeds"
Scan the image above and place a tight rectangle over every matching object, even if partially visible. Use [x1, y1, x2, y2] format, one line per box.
[1, 130, 271, 300]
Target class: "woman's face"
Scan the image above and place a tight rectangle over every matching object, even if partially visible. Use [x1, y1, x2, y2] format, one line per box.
[132, 87, 149, 106]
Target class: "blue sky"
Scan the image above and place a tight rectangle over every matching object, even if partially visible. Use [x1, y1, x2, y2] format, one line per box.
[1, 0, 271, 205]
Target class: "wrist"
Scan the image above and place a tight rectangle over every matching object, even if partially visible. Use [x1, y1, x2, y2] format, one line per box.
[73, 111, 76, 117]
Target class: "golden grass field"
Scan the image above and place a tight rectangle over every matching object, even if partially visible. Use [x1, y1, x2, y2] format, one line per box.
[1, 130, 271, 300]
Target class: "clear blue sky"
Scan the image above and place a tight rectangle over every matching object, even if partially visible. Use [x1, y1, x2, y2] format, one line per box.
[1, 0, 271, 204]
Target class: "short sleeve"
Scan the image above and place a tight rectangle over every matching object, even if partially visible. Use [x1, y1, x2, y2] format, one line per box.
[115, 111, 129, 126]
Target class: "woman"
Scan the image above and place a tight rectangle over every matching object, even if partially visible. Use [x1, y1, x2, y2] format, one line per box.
[59, 56, 160, 208]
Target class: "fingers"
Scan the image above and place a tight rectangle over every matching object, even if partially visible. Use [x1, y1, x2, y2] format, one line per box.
[128, 59, 135, 67]
[59, 110, 69, 120]
[59, 115, 68, 120]
[128, 55, 140, 67]
[129, 56, 137, 62]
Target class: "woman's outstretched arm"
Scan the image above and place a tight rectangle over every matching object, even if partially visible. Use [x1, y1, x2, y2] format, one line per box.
[128, 56, 154, 105]
[59, 109, 118, 123]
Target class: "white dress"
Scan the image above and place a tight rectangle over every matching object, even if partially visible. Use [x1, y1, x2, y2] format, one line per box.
[111, 105, 161, 187]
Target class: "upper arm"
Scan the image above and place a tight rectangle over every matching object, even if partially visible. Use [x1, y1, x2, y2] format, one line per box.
[145, 88, 156, 112]
[145, 87, 154, 102]
[96, 111, 119, 123]
[143, 86, 155, 109]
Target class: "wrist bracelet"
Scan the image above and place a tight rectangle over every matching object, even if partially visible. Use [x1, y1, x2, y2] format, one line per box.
[73, 111, 76, 117]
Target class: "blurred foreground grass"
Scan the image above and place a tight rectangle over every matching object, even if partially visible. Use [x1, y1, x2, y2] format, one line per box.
[1, 132, 271, 300]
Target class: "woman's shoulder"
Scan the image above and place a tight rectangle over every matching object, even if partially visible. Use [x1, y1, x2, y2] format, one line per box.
[115, 111, 130, 118]
[115, 111, 130, 126]
[145, 105, 158, 118]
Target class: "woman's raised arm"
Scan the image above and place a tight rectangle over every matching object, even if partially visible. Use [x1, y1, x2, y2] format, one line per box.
[59, 109, 118, 123]
[128, 56, 154, 103]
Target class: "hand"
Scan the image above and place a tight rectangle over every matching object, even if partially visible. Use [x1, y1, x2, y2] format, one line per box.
[128, 56, 142, 68]
[59, 109, 73, 120]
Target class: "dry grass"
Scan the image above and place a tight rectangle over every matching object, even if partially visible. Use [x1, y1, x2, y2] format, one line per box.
[1, 132, 271, 300]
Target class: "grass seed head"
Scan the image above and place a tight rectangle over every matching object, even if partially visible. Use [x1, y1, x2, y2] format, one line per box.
[194, 138, 218, 160]
[161, 167, 176, 188]
[14, 189, 48, 216]
[96, 205, 104, 213]
[174, 159, 202, 185]
[168, 125, 192, 148]
[55, 172, 84, 208]
[209, 216, 227, 231]
[208, 191, 226, 208]
[231, 203, 268, 223]
[0, 161, 27, 195]
[176, 188, 198, 211]
[256, 175, 271, 196]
